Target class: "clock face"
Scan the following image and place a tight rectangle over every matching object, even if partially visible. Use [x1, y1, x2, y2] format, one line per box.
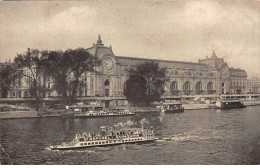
[103, 57, 114, 70]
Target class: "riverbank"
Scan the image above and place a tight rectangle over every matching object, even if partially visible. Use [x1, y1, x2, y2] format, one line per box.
[0, 110, 62, 119]
[1, 102, 260, 119]
[130, 106, 159, 113]
[182, 103, 215, 110]
[0, 107, 159, 119]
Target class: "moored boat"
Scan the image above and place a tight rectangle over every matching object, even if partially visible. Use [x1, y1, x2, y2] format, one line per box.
[160, 102, 184, 113]
[66, 104, 134, 117]
[215, 99, 246, 109]
[47, 126, 155, 150]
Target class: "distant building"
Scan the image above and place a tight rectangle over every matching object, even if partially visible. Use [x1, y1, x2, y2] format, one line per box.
[247, 77, 260, 93]
[229, 68, 247, 94]
[7, 35, 248, 106]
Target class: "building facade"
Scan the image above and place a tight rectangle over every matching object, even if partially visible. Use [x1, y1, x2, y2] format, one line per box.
[5, 35, 248, 106]
[247, 77, 260, 93]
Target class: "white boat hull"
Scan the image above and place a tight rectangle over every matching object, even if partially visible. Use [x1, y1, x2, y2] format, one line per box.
[48, 137, 155, 150]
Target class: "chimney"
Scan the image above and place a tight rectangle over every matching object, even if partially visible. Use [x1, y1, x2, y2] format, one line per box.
[27, 48, 30, 54]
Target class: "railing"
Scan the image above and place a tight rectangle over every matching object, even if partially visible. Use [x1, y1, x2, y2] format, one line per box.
[170, 91, 179, 96]
[112, 91, 124, 97]
[195, 90, 204, 95]
[93, 91, 124, 97]
[183, 90, 192, 95]
[207, 90, 216, 94]
[94, 91, 104, 97]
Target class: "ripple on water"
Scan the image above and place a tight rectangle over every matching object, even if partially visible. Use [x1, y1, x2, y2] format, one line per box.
[0, 106, 259, 164]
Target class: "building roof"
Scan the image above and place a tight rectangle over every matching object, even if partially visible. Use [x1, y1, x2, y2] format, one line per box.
[229, 68, 247, 77]
[229, 68, 246, 72]
[116, 56, 209, 70]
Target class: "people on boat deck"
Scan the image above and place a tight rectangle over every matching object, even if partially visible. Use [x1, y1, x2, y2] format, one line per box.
[74, 127, 154, 141]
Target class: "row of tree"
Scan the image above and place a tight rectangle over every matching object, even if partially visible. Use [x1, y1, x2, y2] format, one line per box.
[0, 48, 98, 114]
[1, 48, 168, 113]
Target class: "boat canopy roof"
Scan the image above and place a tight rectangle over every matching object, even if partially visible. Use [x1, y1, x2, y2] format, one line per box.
[220, 99, 244, 103]
[68, 105, 103, 108]
[162, 102, 182, 105]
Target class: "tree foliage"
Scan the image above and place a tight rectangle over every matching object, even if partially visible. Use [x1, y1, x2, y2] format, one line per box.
[124, 75, 147, 105]
[124, 61, 168, 106]
[14, 49, 45, 115]
[0, 65, 18, 98]
[43, 48, 99, 104]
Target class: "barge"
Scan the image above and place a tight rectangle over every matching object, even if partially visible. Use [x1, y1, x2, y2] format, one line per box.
[216, 99, 246, 109]
[66, 104, 134, 117]
[159, 102, 184, 113]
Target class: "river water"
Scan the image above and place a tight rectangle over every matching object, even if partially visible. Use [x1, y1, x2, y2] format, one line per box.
[0, 106, 259, 165]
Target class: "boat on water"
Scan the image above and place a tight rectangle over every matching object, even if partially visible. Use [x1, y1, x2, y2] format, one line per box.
[47, 126, 155, 150]
[159, 102, 184, 113]
[215, 99, 246, 109]
[66, 104, 134, 117]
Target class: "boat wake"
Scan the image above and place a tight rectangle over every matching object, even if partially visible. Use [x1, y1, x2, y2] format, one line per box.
[155, 129, 229, 143]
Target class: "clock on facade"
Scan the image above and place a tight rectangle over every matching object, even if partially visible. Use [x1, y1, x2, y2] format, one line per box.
[103, 57, 114, 70]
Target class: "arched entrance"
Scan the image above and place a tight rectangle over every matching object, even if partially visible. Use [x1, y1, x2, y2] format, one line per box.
[183, 81, 191, 95]
[104, 80, 110, 97]
[221, 82, 225, 94]
[207, 82, 213, 94]
[195, 82, 202, 94]
[104, 79, 110, 108]
[170, 81, 178, 95]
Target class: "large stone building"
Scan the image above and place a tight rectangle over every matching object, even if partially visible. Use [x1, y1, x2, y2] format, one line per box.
[5, 35, 248, 106]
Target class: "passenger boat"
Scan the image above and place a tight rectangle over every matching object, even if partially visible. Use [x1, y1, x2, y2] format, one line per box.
[66, 104, 134, 117]
[47, 126, 155, 150]
[160, 102, 184, 113]
[215, 99, 246, 109]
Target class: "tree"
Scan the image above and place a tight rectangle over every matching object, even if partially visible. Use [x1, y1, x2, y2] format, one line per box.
[0, 65, 18, 98]
[44, 48, 99, 104]
[124, 61, 168, 106]
[124, 75, 147, 105]
[66, 48, 99, 103]
[42, 50, 71, 103]
[14, 49, 45, 115]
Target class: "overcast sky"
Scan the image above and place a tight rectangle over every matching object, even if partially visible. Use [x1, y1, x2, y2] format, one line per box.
[0, 0, 260, 78]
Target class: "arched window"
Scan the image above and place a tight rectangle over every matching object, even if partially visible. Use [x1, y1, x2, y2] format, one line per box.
[170, 81, 178, 91]
[195, 81, 202, 94]
[207, 82, 213, 94]
[104, 80, 110, 86]
[183, 81, 191, 91]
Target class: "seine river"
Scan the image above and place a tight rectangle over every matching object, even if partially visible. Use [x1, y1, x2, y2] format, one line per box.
[0, 106, 259, 165]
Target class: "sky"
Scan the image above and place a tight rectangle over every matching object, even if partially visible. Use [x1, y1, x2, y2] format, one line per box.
[0, 0, 260, 78]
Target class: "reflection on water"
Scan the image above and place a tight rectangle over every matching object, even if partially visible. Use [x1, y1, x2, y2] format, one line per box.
[0, 106, 260, 165]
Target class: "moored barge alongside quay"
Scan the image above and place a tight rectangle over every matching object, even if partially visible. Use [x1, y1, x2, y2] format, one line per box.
[215, 99, 246, 109]
[154, 102, 184, 113]
[161, 102, 184, 113]
[66, 104, 134, 117]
